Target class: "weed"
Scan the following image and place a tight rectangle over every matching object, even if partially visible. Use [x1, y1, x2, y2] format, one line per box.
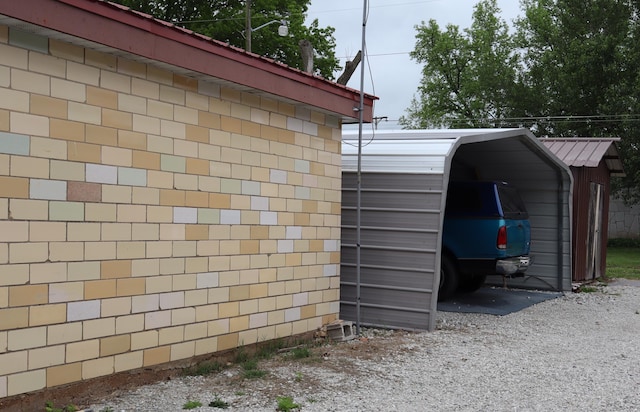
[183, 361, 224, 376]
[290, 347, 311, 359]
[276, 396, 300, 411]
[242, 359, 267, 379]
[182, 400, 202, 409]
[99, 408, 115, 412]
[606, 246, 640, 280]
[234, 391, 245, 396]
[578, 285, 598, 293]
[294, 372, 303, 382]
[44, 401, 78, 412]
[234, 347, 250, 364]
[209, 394, 230, 409]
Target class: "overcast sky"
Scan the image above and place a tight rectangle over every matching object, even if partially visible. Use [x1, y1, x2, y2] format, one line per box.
[305, 0, 522, 129]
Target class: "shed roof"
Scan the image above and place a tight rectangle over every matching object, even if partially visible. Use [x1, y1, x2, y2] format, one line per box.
[540, 138, 625, 176]
[0, 0, 375, 123]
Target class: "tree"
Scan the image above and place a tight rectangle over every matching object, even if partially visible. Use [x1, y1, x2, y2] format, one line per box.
[112, 0, 340, 79]
[399, 0, 518, 128]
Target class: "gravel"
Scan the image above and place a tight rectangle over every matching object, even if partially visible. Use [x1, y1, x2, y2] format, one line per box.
[89, 282, 640, 412]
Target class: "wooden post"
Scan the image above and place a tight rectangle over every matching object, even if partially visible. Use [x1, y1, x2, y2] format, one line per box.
[337, 50, 361, 85]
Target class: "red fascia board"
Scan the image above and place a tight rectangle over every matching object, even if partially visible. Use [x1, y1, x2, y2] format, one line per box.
[1, 0, 375, 122]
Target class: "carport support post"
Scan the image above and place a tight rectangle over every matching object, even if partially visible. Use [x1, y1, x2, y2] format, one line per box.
[354, 0, 368, 336]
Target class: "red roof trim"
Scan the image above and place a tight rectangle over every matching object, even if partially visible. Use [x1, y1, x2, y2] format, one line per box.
[1, 0, 376, 122]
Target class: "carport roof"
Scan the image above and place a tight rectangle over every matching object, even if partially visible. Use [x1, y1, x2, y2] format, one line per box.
[540, 138, 625, 176]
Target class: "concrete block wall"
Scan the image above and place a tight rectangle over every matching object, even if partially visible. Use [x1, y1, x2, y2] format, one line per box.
[608, 197, 640, 239]
[0, 25, 342, 398]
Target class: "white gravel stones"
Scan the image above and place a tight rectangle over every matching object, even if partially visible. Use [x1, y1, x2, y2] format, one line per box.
[90, 284, 640, 412]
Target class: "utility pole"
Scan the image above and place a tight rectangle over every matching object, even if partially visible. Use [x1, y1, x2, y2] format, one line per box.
[245, 0, 252, 52]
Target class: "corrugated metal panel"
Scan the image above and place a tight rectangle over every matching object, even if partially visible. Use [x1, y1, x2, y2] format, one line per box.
[540, 138, 625, 176]
[341, 129, 573, 331]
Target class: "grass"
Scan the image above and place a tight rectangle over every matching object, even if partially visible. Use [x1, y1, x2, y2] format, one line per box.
[276, 396, 300, 411]
[182, 400, 202, 410]
[606, 246, 640, 280]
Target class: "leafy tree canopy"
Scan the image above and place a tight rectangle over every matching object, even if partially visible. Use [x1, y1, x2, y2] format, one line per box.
[402, 0, 640, 204]
[112, 0, 340, 79]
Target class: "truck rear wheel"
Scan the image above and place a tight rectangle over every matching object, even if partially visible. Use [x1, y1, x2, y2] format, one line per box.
[459, 274, 487, 293]
[438, 255, 459, 301]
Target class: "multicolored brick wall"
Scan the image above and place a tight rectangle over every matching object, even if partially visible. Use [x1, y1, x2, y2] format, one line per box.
[0, 25, 342, 398]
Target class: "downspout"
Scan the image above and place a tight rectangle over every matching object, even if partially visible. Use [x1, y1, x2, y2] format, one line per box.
[556, 171, 564, 291]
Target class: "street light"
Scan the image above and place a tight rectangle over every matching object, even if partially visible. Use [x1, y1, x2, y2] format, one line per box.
[244, 0, 288, 53]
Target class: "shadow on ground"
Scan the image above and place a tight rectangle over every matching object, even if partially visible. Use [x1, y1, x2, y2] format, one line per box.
[437, 287, 563, 316]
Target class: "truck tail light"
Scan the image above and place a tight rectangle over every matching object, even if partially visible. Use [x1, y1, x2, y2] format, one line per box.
[497, 225, 507, 249]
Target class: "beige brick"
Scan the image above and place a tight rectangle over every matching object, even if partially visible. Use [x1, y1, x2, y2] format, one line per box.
[0, 350, 27, 375]
[29, 262, 67, 284]
[131, 330, 158, 350]
[0, 88, 29, 112]
[0, 243, 6, 265]
[28, 345, 65, 369]
[50, 160, 85, 181]
[83, 318, 115, 339]
[68, 142, 101, 163]
[102, 145, 132, 167]
[102, 185, 132, 203]
[132, 77, 159, 99]
[147, 206, 173, 223]
[0, 264, 30, 287]
[117, 205, 147, 223]
[131, 187, 160, 206]
[10, 155, 49, 178]
[82, 356, 115, 380]
[115, 351, 143, 373]
[47, 322, 82, 345]
[159, 326, 183, 345]
[84, 241, 117, 261]
[145, 275, 171, 294]
[170, 341, 195, 361]
[11, 68, 50, 95]
[49, 39, 83, 63]
[8, 326, 47, 350]
[118, 130, 146, 150]
[30, 136, 67, 160]
[115, 313, 143, 334]
[116, 277, 145, 296]
[7, 370, 46, 396]
[9, 242, 48, 264]
[49, 241, 84, 261]
[46, 363, 82, 388]
[67, 261, 101, 281]
[66, 340, 99, 363]
[51, 78, 86, 102]
[102, 297, 132, 317]
[68, 222, 100, 241]
[147, 170, 174, 189]
[0, 221, 28, 242]
[67, 59, 100, 84]
[131, 258, 159, 277]
[29, 304, 67, 326]
[49, 201, 84, 221]
[31, 95, 68, 120]
[85, 203, 117, 222]
[50, 119, 85, 142]
[10, 112, 49, 137]
[9, 199, 48, 220]
[102, 223, 132, 240]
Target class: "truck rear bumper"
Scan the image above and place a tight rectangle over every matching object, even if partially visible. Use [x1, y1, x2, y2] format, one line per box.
[496, 256, 530, 276]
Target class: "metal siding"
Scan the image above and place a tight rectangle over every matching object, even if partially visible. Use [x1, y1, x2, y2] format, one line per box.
[341, 129, 573, 331]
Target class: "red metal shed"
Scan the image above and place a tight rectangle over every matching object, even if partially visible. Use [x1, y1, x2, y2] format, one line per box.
[540, 138, 624, 282]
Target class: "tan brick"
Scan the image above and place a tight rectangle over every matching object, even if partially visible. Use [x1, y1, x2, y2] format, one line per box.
[85, 279, 116, 300]
[160, 189, 186, 206]
[28, 345, 65, 369]
[67, 261, 101, 281]
[102, 108, 132, 130]
[0, 264, 29, 287]
[132, 187, 159, 205]
[85, 203, 117, 222]
[131, 223, 159, 240]
[87, 86, 117, 109]
[102, 185, 132, 203]
[0, 221, 28, 242]
[118, 130, 146, 150]
[30, 136, 67, 160]
[68, 101, 101, 125]
[101, 259, 132, 279]
[51, 78, 86, 103]
[0, 109, 8, 131]
[0, 176, 28, 198]
[147, 206, 173, 222]
[102, 223, 132, 240]
[131, 330, 158, 350]
[50, 119, 85, 142]
[9, 285, 48, 307]
[46, 362, 82, 387]
[67, 141, 101, 163]
[49, 201, 84, 221]
[100, 334, 131, 357]
[30, 262, 67, 284]
[0, 350, 27, 376]
[31, 95, 67, 119]
[85, 124, 118, 146]
[30, 304, 66, 327]
[116, 277, 145, 296]
[10, 156, 48, 178]
[49, 38, 83, 62]
[115, 313, 143, 334]
[83, 318, 115, 339]
[114, 351, 143, 373]
[143, 346, 170, 366]
[0, 307, 28, 330]
[147, 170, 174, 189]
[159, 326, 183, 345]
[185, 124, 209, 143]
[50, 159, 84, 181]
[102, 297, 133, 317]
[185, 224, 208, 240]
[11, 68, 50, 95]
[132, 150, 160, 170]
[7, 369, 46, 396]
[102, 145, 132, 167]
[216, 333, 239, 351]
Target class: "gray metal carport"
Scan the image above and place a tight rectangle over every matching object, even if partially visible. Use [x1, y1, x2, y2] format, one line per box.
[340, 129, 573, 331]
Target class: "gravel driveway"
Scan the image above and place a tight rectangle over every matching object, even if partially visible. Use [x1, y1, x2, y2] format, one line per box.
[89, 282, 640, 412]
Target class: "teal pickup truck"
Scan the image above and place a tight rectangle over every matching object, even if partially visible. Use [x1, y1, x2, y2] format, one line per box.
[439, 181, 531, 301]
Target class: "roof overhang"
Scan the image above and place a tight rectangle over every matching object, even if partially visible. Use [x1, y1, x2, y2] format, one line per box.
[540, 137, 625, 177]
[0, 0, 376, 123]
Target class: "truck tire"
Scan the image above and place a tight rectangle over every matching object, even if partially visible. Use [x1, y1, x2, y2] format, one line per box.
[459, 273, 487, 293]
[438, 255, 459, 301]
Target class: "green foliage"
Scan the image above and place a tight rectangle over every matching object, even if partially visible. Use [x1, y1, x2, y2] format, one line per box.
[404, 0, 640, 202]
[290, 347, 311, 359]
[183, 360, 224, 376]
[209, 394, 230, 409]
[607, 238, 640, 248]
[110, 0, 340, 79]
[99, 408, 115, 412]
[606, 246, 640, 280]
[44, 402, 78, 412]
[276, 396, 300, 411]
[242, 359, 267, 379]
[182, 400, 203, 409]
